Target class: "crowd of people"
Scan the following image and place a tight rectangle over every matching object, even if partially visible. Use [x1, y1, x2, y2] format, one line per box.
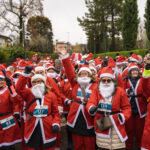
[0, 45, 150, 150]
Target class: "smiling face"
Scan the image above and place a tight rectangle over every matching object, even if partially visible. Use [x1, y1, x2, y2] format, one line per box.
[31, 78, 44, 87]
[79, 70, 89, 77]
[131, 70, 139, 77]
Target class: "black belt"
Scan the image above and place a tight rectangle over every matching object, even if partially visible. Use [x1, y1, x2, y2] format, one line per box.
[97, 111, 121, 116]
[128, 94, 142, 98]
[0, 112, 12, 117]
[72, 99, 86, 106]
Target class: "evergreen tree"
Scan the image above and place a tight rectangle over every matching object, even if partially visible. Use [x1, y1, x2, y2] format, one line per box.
[122, 0, 139, 50]
[145, 0, 150, 42]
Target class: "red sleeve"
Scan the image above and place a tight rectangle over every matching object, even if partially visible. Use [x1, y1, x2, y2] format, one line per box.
[62, 56, 76, 87]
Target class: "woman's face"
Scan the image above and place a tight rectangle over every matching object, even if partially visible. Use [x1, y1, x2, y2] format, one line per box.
[0, 78, 5, 89]
[131, 70, 139, 77]
[79, 70, 89, 77]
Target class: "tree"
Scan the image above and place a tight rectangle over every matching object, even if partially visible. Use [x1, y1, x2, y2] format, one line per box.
[27, 16, 53, 53]
[77, 0, 123, 53]
[0, 0, 43, 45]
[145, 0, 150, 43]
[122, 0, 139, 50]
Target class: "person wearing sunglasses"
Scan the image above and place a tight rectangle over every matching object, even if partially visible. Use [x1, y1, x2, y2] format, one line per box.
[87, 66, 131, 150]
[15, 66, 60, 150]
[123, 63, 147, 150]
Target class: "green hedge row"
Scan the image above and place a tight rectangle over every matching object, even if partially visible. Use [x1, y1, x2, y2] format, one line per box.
[93, 49, 148, 58]
[0, 47, 148, 64]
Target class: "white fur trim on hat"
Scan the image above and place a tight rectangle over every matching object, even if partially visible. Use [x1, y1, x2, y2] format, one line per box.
[129, 58, 139, 63]
[35, 66, 45, 72]
[90, 66, 97, 73]
[78, 67, 92, 75]
[116, 61, 127, 66]
[31, 74, 46, 84]
[128, 66, 139, 72]
[0, 75, 4, 79]
[100, 73, 115, 79]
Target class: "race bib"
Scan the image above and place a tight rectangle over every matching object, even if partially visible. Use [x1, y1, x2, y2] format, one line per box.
[33, 105, 48, 118]
[0, 115, 16, 130]
[97, 100, 112, 112]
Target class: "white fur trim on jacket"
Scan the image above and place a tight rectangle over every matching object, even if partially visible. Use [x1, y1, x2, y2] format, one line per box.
[60, 53, 69, 60]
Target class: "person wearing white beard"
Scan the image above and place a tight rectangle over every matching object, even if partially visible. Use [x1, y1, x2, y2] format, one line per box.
[86, 66, 131, 150]
[15, 66, 61, 150]
[56, 47, 97, 150]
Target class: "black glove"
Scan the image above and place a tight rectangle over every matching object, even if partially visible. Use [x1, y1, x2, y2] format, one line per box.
[5, 76, 12, 87]
[127, 87, 133, 96]
[52, 125, 60, 133]
[145, 64, 150, 70]
[14, 114, 21, 127]
[89, 106, 97, 114]
[24, 66, 33, 74]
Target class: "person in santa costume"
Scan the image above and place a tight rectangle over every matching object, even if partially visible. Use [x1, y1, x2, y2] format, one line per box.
[141, 54, 150, 150]
[123, 63, 147, 150]
[15, 66, 60, 150]
[57, 48, 97, 150]
[0, 71, 22, 150]
[86, 66, 131, 150]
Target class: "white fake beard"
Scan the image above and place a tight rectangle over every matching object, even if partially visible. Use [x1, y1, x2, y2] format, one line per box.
[31, 83, 45, 99]
[47, 72, 57, 78]
[77, 77, 91, 88]
[99, 82, 115, 99]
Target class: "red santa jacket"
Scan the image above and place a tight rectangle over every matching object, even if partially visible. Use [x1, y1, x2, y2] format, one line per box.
[62, 55, 97, 129]
[16, 73, 60, 144]
[86, 87, 131, 142]
[58, 79, 72, 113]
[123, 78, 147, 118]
[0, 86, 22, 147]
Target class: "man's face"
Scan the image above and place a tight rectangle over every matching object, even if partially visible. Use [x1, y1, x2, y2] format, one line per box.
[32, 78, 44, 86]
[47, 68, 55, 73]
[100, 77, 112, 85]
[56, 44, 67, 52]
[79, 70, 89, 77]
[35, 70, 45, 76]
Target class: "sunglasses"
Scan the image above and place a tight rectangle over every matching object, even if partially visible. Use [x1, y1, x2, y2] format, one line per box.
[101, 79, 112, 83]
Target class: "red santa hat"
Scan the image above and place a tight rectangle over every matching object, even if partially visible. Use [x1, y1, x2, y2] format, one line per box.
[116, 55, 126, 65]
[78, 65, 92, 75]
[108, 57, 116, 69]
[46, 64, 55, 71]
[128, 63, 140, 72]
[31, 74, 46, 84]
[0, 71, 4, 79]
[99, 55, 103, 60]
[129, 54, 140, 63]
[0, 64, 6, 71]
[35, 66, 45, 72]
[99, 67, 115, 79]
[95, 60, 102, 68]
[18, 60, 27, 70]
[11, 70, 23, 79]
[11, 62, 18, 68]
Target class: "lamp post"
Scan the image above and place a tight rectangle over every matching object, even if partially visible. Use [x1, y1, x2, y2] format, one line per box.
[21, 12, 26, 59]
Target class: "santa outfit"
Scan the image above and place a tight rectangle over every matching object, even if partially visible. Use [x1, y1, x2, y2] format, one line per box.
[61, 54, 97, 150]
[86, 67, 131, 149]
[123, 64, 147, 150]
[16, 73, 60, 150]
[0, 71, 22, 148]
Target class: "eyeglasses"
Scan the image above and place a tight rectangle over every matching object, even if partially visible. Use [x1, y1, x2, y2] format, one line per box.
[101, 79, 112, 84]
[32, 80, 43, 84]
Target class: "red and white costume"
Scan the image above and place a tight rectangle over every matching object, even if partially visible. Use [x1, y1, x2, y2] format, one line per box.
[15, 73, 60, 147]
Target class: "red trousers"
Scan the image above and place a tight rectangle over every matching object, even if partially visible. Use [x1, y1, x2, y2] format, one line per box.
[125, 115, 145, 149]
[72, 133, 95, 150]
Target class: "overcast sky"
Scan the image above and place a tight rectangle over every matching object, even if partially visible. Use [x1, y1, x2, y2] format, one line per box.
[43, 0, 147, 45]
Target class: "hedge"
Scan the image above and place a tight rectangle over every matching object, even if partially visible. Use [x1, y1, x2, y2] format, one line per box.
[0, 47, 148, 64]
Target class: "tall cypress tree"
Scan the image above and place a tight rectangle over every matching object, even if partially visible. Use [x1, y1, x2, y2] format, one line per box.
[145, 0, 150, 42]
[122, 0, 139, 50]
